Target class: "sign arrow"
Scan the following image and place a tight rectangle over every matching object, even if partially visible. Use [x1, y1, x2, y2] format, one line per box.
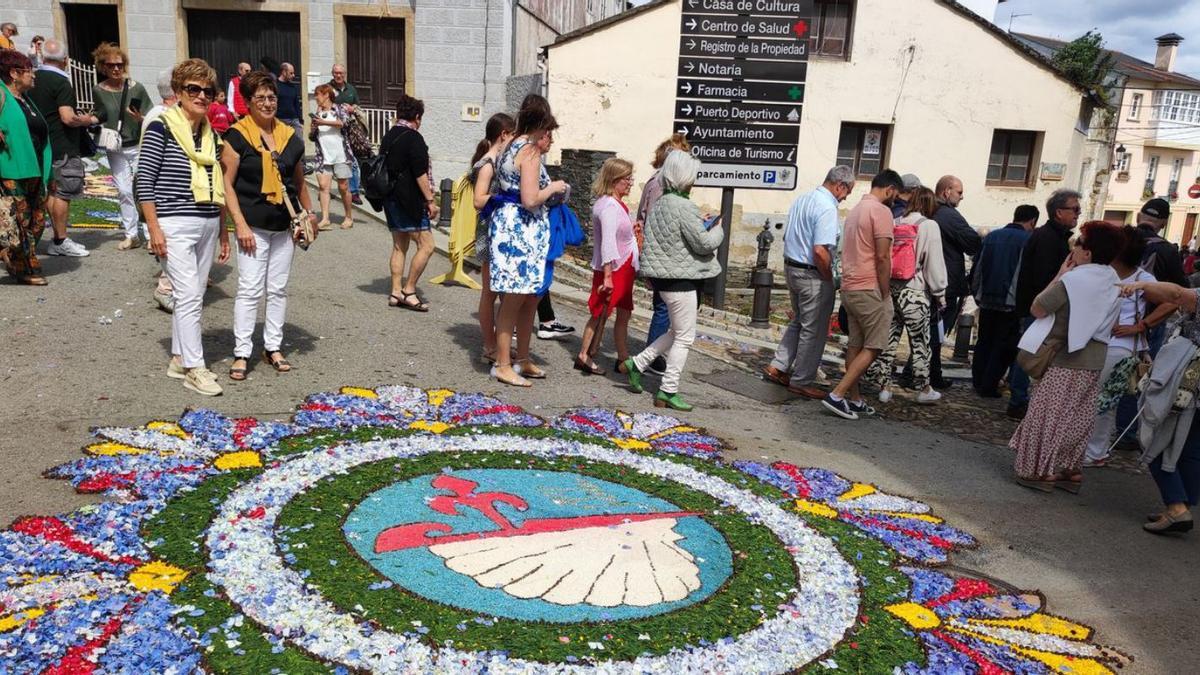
[687, 38, 696, 50]
[685, 61, 695, 73]
[681, 81, 693, 94]
[687, 0, 697, 7]
[681, 104, 693, 116]
[677, 126, 689, 136]
[686, 18, 697, 30]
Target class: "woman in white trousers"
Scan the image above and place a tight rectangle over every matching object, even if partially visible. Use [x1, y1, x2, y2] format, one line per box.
[91, 41, 151, 249]
[138, 59, 229, 397]
[221, 71, 316, 381]
[621, 151, 724, 412]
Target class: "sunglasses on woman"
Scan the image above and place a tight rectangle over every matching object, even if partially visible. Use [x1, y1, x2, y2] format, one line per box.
[183, 84, 217, 99]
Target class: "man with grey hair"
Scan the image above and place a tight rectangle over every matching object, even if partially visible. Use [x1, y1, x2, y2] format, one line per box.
[329, 64, 362, 203]
[0, 22, 17, 50]
[29, 38, 99, 258]
[1007, 188, 1083, 419]
[764, 166, 855, 399]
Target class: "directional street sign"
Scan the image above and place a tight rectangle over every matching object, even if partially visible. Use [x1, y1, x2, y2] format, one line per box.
[681, 0, 811, 18]
[678, 56, 807, 82]
[674, 120, 800, 146]
[676, 79, 805, 102]
[690, 142, 798, 165]
[696, 163, 798, 191]
[671, 0, 814, 306]
[679, 35, 807, 59]
[674, 100, 802, 125]
[680, 13, 808, 39]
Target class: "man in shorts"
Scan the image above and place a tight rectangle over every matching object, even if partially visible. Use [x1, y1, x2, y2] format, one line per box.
[822, 170, 904, 420]
[29, 39, 98, 258]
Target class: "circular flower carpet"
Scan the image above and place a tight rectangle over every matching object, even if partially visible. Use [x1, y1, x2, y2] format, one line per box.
[0, 386, 1130, 673]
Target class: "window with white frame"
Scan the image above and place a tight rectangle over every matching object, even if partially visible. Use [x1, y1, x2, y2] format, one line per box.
[1152, 90, 1200, 124]
[1115, 151, 1131, 173]
[1129, 93, 1143, 120]
[1146, 155, 1161, 194]
[1171, 157, 1185, 182]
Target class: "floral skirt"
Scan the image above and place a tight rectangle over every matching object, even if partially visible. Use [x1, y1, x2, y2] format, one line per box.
[0, 177, 46, 278]
[1009, 366, 1101, 479]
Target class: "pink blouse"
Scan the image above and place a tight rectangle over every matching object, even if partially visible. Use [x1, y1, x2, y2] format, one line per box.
[591, 195, 639, 272]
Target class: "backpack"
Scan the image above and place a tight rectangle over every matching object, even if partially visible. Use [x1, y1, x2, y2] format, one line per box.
[361, 128, 406, 211]
[891, 221, 920, 280]
[1140, 234, 1168, 277]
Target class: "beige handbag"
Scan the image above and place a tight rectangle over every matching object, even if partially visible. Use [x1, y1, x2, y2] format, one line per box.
[1016, 337, 1064, 380]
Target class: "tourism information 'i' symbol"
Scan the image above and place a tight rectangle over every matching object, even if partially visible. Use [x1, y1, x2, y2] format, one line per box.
[348, 469, 732, 621]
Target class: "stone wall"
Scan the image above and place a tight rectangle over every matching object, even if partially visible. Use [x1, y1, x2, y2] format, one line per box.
[505, 73, 543, 112]
[548, 148, 615, 230]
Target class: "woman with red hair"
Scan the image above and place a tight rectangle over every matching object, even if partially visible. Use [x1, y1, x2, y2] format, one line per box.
[0, 49, 51, 284]
[1010, 221, 1126, 493]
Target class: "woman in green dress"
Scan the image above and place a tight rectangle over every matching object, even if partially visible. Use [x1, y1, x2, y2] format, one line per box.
[0, 49, 52, 284]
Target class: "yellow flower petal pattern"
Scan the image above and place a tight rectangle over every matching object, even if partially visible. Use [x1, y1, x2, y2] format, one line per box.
[128, 561, 189, 595]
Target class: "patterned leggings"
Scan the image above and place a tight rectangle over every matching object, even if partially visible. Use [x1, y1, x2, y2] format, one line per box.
[0, 177, 46, 279]
[864, 283, 932, 390]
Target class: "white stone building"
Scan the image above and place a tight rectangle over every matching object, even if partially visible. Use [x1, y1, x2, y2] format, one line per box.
[1, 0, 626, 179]
[544, 0, 1105, 262]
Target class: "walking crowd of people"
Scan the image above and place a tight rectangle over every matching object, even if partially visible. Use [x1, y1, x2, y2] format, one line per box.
[0, 20, 1195, 537]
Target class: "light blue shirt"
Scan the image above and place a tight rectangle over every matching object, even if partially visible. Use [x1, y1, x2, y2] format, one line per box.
[782, 186, 840, 265]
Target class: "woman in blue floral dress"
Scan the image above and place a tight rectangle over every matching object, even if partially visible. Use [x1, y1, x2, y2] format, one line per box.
[488, 97, 567, 387]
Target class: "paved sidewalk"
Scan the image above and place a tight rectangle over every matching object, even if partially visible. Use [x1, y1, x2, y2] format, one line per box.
[0, 204, 1193, 673]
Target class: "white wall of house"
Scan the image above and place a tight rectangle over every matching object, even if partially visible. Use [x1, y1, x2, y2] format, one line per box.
[545, 0, 1092, 262]
[1108, 83, 1200, 244]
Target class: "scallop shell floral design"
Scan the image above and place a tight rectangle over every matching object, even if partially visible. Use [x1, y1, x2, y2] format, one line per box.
[0, 385, 1129, 673]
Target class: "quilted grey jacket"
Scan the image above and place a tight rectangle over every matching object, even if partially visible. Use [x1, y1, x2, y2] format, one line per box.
[640, 193, 724, 280]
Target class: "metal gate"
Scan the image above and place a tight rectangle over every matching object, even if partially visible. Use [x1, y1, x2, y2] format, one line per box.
[185, 9, 300, 89]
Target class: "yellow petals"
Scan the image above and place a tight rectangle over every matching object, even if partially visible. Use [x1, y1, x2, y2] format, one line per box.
[0, 608, 45, 632]
[214, 451, 263, 470]
[426, 389, 455, 406]
[969, 613, 1092, 640]
[146, 421, 189, 439]
[340, 386, 378, 399]
[409, 420, 452, 434]
[86, 442, 150, 457]
[879, 511, 944, 524]
[128, 561, 189, 594]
[838, 483, 878, 502]
[794, 499, 839, 519]
[885, 602, 942, 630]
[611, 438, 652, 451]
[648, 426, 698, 440]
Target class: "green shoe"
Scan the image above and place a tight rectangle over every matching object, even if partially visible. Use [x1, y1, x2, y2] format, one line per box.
[655, 391, 694, 412]
[623, 358, 643, 393]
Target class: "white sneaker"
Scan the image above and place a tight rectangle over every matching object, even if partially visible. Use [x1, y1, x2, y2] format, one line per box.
[916, 389, 943, 405]
[166, 358, 186, 380]
[184, 367, 223, 396]
[878, 389, 893, 403]
[46, 237, 90, 257]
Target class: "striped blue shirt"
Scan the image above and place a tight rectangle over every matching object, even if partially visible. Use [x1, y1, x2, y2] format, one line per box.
[135, 121, 221, 219]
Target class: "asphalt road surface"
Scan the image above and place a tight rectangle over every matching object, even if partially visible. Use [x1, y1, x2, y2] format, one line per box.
[1, 222, 1193, 673]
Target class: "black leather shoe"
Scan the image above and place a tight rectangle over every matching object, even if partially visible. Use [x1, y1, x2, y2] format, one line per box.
[1006, 404, 1028, 421]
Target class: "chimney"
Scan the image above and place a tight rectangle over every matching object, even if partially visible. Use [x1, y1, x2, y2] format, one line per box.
[1155, 33, 1184, 71]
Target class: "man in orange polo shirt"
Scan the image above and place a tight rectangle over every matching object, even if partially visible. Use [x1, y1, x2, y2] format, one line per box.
[823, 169, 904, 420]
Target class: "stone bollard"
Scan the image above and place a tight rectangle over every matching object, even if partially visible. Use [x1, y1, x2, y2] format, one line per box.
[750, 220, 780, 329]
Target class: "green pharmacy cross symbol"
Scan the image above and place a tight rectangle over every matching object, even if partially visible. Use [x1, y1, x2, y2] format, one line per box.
[787, 85, 804, 101]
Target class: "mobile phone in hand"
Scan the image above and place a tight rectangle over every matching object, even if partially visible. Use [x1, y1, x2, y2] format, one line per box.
[704, 214, 721, 231]
[129, 98, 142, 113]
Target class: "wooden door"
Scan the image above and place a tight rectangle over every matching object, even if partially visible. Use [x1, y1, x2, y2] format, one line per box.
[185, 9, 300, 93]
[62, 3, 119, 65]
[345, 17, 406, 109]
[1183, 213, 1198, 247]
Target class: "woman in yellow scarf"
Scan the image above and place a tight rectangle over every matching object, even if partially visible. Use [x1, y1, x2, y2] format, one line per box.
[138, 58, 229, 397]
[220, 71, 316, 382]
